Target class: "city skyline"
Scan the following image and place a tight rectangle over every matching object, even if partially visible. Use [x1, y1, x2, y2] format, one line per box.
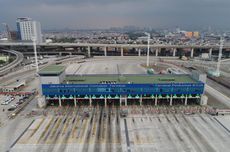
[0, 0, 230, 31]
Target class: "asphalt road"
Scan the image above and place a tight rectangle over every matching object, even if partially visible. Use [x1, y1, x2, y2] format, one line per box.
[0, 50, 24, 75]
[0, 56, 230, 152]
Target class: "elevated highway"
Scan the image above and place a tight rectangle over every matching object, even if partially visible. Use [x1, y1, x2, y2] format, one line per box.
[0, 50, 24, 76]
[0, 42, 230, 58]
[1, 41, 230, 49]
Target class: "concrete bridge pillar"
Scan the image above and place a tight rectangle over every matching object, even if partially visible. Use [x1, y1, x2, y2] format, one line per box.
[185, 95, 188, 106]
[59, 96, 62, 107]
[173, 48, 177, 57]
[87, 46, 91, 57]
[190, 48, 194, 58]
[121, 47, 124, 56]
[155, 48, 159, 57]
[209, 48, 212, 58]
[74, 96, 77, 107]
[138, 48, 141, 56]
[59, 52, 62, 56]
[155, 96, 158, 106]
[104, 46, 107, 56]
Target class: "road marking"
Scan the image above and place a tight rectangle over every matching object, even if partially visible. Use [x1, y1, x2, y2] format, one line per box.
[124, 118, 131, 152]
[9, 119, 35, 149]
[213, 117, 230, 134]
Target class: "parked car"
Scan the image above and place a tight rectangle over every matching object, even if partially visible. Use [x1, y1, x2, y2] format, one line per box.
[1, 99, 10, 105]
[16, 101, 23, 105]
[1, 101, 8, 105]
[11, 104, 18, 108]
[10, 97, 15, 101]
[8, 107, 16, 111]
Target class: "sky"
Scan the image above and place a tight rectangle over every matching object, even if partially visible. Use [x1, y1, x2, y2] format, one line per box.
[0, 0, 230, 31]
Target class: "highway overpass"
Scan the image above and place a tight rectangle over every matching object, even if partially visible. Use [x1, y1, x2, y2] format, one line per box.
[0, 50, 24, 76]
[1, 42, 230, 48]
[0, 42, 230, 58]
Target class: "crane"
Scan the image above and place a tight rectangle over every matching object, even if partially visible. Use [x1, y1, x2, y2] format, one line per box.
[2, 23, 12, 40]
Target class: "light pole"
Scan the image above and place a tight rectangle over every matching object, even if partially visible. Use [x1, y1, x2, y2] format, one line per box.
[145, 32, 150, 67]
[31, 36, 39, 73]
[216, 36, 224, 77]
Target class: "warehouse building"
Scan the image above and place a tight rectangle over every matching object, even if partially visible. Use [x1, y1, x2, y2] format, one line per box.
[38, 65, 205, 107]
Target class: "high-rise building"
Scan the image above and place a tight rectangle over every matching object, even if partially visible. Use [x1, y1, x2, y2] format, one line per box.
[16, 17, 43, 43]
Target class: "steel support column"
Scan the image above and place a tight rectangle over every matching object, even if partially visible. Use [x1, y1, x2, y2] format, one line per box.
[139, 95, 142, 106]
[155, 96, 158, 106]
[105, 97, 107, 106]
[170, 95, 173, 106]
[74, 96, 77, 107]
[89, 97, 92, 106]
[185, 95, 188, 105]
[59, 96, 62, 107]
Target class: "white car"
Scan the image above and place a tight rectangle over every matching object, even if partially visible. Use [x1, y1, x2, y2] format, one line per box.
[1, 100, 10, 105]
[11, 104, 18, 108]
[1, 102, 7, 105]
